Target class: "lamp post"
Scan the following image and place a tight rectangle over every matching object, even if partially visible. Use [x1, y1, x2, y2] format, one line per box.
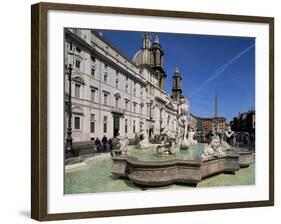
[65, 49, 75, 157]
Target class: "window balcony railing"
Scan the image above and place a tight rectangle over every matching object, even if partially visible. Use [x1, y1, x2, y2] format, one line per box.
[111, 106, 125, 115]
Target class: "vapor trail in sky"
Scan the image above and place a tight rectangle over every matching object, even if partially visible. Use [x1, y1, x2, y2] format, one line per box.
[189, 43, 255, 98]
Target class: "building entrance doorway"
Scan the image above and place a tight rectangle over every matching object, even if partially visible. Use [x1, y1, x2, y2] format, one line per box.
[149, 128, 153, 138]
[113, 116, 120, 137]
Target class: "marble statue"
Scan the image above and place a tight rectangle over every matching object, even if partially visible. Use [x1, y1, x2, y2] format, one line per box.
[221, 140, 231, 151]
[187, 127, 197, 145]
[217, 126, 233, 152]
[201, 135, 225, 159]
[224, 125, 234, 146]
[111, 133, 129, 157]
[177, 97, 190, 149]
[156, 127, 180, 155]
[137, 129, 150, 149]
[201, 125, 226, 159]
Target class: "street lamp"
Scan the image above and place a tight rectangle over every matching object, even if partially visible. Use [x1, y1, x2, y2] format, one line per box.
[65, 49, 75, 157]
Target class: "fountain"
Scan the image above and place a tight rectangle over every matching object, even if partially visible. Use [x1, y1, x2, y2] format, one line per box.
[111, 99, 253, 187]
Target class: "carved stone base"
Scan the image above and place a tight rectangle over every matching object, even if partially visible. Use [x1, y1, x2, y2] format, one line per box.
[111, 149, 253, 187]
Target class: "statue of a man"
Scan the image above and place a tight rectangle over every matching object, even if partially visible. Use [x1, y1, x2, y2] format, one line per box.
[115, 133, 129, 155]
[187, 127, 197, 145]
[156, 127, 179, 155]
[177, 97, 189, 141]
[138, 129, 149, 149]
[224, 125, 234, 145]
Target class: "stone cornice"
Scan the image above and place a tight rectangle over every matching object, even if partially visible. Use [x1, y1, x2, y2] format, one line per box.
[65, 29, 147, 86]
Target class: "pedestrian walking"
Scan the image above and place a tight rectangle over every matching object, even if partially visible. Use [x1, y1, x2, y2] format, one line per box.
[95, 137, 101, 152]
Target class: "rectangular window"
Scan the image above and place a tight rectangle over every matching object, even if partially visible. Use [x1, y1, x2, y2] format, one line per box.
[133, 103, 136, 113]
[133, 82, 136, 96]
[125, 100, 129, 111]
[74, 117, 80, 130]
[90, 114, 95, 133]
[103, 116, 107, 133]
[125, 119, 128, 134]
[115, 98, 119, 108]
[104, 74, 107, 83]
[91, 89, 96, 102]
[103, 93, 108, 105]
[103, 123, 107, 133]
[133, 120, 136, 134]
[75, 84, 80, 98]
[75, 60, 80, 68]
[125, 83, 128, 93]
[90, 122, 95, 133]
[91, 67, 95, 76]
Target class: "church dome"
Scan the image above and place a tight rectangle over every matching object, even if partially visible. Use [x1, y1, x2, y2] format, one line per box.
[132, 33, 152, 66]
[132, 48, 151, 65]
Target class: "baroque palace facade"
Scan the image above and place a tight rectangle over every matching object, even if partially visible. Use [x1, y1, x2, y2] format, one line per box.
[64, 29, 184, 142]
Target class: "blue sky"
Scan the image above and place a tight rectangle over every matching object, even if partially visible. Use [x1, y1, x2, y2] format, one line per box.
[96, 29, 255, 122]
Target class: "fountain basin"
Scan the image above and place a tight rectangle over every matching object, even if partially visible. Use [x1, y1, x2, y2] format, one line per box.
[112, 149, 253, 187]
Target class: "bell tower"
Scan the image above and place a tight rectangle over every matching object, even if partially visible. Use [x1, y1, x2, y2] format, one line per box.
[142, 33, 151, 49]
[172, 66, 182, 102]
[150, 34, 166, 90]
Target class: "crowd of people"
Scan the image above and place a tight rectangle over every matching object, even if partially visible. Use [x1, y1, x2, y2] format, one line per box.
[232, 132, 255, 146]
[90, 130, 254, 154]
[92, 135, 113, 152]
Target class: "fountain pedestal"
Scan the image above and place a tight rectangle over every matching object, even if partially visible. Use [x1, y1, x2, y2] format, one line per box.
[111, 149, 253, 187]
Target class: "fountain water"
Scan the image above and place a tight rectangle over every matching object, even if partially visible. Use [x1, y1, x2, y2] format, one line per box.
[111, 98, 253, 187]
